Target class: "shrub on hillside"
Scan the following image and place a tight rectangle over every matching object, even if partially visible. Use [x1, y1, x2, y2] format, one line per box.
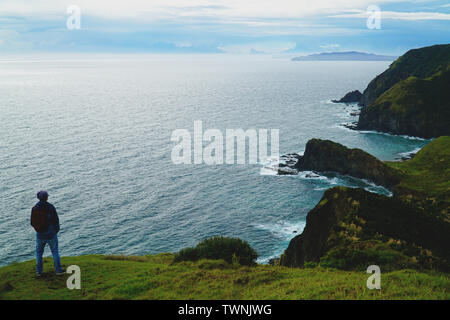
[319, 246, 414, 271]
[174, 236, 258, 266]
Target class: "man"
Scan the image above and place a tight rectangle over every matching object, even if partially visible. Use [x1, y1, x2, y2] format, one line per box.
[31, 190, 64, 277]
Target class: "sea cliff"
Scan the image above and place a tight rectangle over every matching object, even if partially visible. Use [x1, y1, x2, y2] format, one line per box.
[280, 137, 450, 271]
[333, 44, 450, 138]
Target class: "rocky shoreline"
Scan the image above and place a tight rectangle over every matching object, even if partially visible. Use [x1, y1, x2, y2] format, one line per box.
[332, 90, 362, 104]
[331, 44, 450, 139]
[277, 139, 400, 189]
[278, 137, 450, 271]
[278, 44, 450, 272]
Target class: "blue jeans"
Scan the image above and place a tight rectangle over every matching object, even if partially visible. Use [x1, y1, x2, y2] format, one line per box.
[36, 233, 63, 274]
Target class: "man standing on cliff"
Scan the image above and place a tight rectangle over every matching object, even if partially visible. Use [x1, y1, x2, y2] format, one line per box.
[31, 191, 64, 277]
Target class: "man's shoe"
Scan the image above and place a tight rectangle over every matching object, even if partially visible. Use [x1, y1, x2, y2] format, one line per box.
[56, 270, 65, 275]
[36, 273, 42, 278]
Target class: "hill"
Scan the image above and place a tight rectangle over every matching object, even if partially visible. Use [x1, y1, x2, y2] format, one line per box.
[360, 44, 450, 106]
[280, 137, 450, 271]
[292, 51, 396, 61]
[357, 66, 450, 138]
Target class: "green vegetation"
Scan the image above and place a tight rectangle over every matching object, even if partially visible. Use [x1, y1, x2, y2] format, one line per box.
[0, 254, 448, 300]
[387, 136, 450, 202]
[281, 137, 450, 272]
[174, 236, 258, 266]
[387, 136, 450, 222]
[319, 243, 415, 271]
[301, 139, 400, 188]
[281, 186, 450, 271]
[361, 44, 450, 106]
[358, 67, 450, 138]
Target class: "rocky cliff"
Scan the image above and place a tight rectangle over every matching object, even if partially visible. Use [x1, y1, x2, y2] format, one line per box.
[280, 137, 450, 271]
[280, 186, 450, 270]
[360, 44, 450, 106]
[278, 139, 400, 188]
[357, 66, 450, 138]
[332, 90, 362, 103]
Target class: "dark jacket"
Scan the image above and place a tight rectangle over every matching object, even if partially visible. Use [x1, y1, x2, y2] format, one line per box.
[31, 201, 60, 240]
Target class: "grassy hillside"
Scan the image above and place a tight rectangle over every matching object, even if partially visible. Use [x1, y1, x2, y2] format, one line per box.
[0, 254, 449, 300]
[360, 44, 450, 106]
[281, 137, 450, 271]
[387, 136, 450, 219]
[358, 68, 450, 138]
[388, 136, 450, 197]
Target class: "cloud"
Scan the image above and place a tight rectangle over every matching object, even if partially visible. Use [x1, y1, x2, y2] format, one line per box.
[331, 10, 450, 20]
[319, 44, 340, 50]
[0, 1, 410, 20]
[0, 1, 448, 54]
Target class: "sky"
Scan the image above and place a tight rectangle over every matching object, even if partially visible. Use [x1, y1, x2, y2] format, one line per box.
[0, 0, 449, 55]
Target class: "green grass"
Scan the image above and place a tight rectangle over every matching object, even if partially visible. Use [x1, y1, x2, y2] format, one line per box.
[359, 66, 450, 138]
[386, 136, 450, 217]
[362, 44, 450, 106]
[0, 254, 448, 300]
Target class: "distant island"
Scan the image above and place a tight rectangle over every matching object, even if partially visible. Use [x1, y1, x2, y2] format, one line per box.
[292, 51, 397, 61]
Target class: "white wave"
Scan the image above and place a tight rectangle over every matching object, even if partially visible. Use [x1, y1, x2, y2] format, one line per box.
[335, 123, 431, 141]
[335, 123, 358, 132]
[297, 170, 328, 180]
[356, 129, 429, 141]
[254, 221, 306, 240]
[397, 147, 422, 158]
[359, 179, 393, 197]
[260, 155, 283, 175]
[260, 152, 302, 176]
[259, 166, 278, 176]
[257, 255, 279, 265]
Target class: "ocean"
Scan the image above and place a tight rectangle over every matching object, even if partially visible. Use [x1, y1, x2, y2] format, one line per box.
[0, 54, 429, 266]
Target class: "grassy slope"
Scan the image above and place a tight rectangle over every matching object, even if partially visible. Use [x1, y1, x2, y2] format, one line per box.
[387, 136, 450, 198]
[281, 136, 450, 271]
[386, 136, 450, 220]
[360, 67, 450, 137]
[374, 67, 450, 114]
[361, 44, 450, 105]
[0, 254, 449, 300]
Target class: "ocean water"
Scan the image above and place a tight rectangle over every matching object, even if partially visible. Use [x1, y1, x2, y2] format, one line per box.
[0, 55, 429, 266]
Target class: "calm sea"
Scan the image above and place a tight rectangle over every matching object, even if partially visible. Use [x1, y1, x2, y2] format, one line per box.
[0, 54, 428, 266]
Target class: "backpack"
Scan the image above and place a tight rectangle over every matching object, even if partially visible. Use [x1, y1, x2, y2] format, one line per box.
[31, 205, 49, 233]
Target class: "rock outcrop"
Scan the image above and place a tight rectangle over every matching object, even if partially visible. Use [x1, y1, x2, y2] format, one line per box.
[277, 153, 303, 175]
[278, 139, 400, 189]
[280, 187, 450, 270]
[357, 67, 450, 138]
[360, 44, 450, 106]
[280, 136, 450, 271]
[332, 90, 362, 103]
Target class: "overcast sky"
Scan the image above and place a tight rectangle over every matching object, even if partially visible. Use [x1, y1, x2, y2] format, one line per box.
[1, 0, 449, 54]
